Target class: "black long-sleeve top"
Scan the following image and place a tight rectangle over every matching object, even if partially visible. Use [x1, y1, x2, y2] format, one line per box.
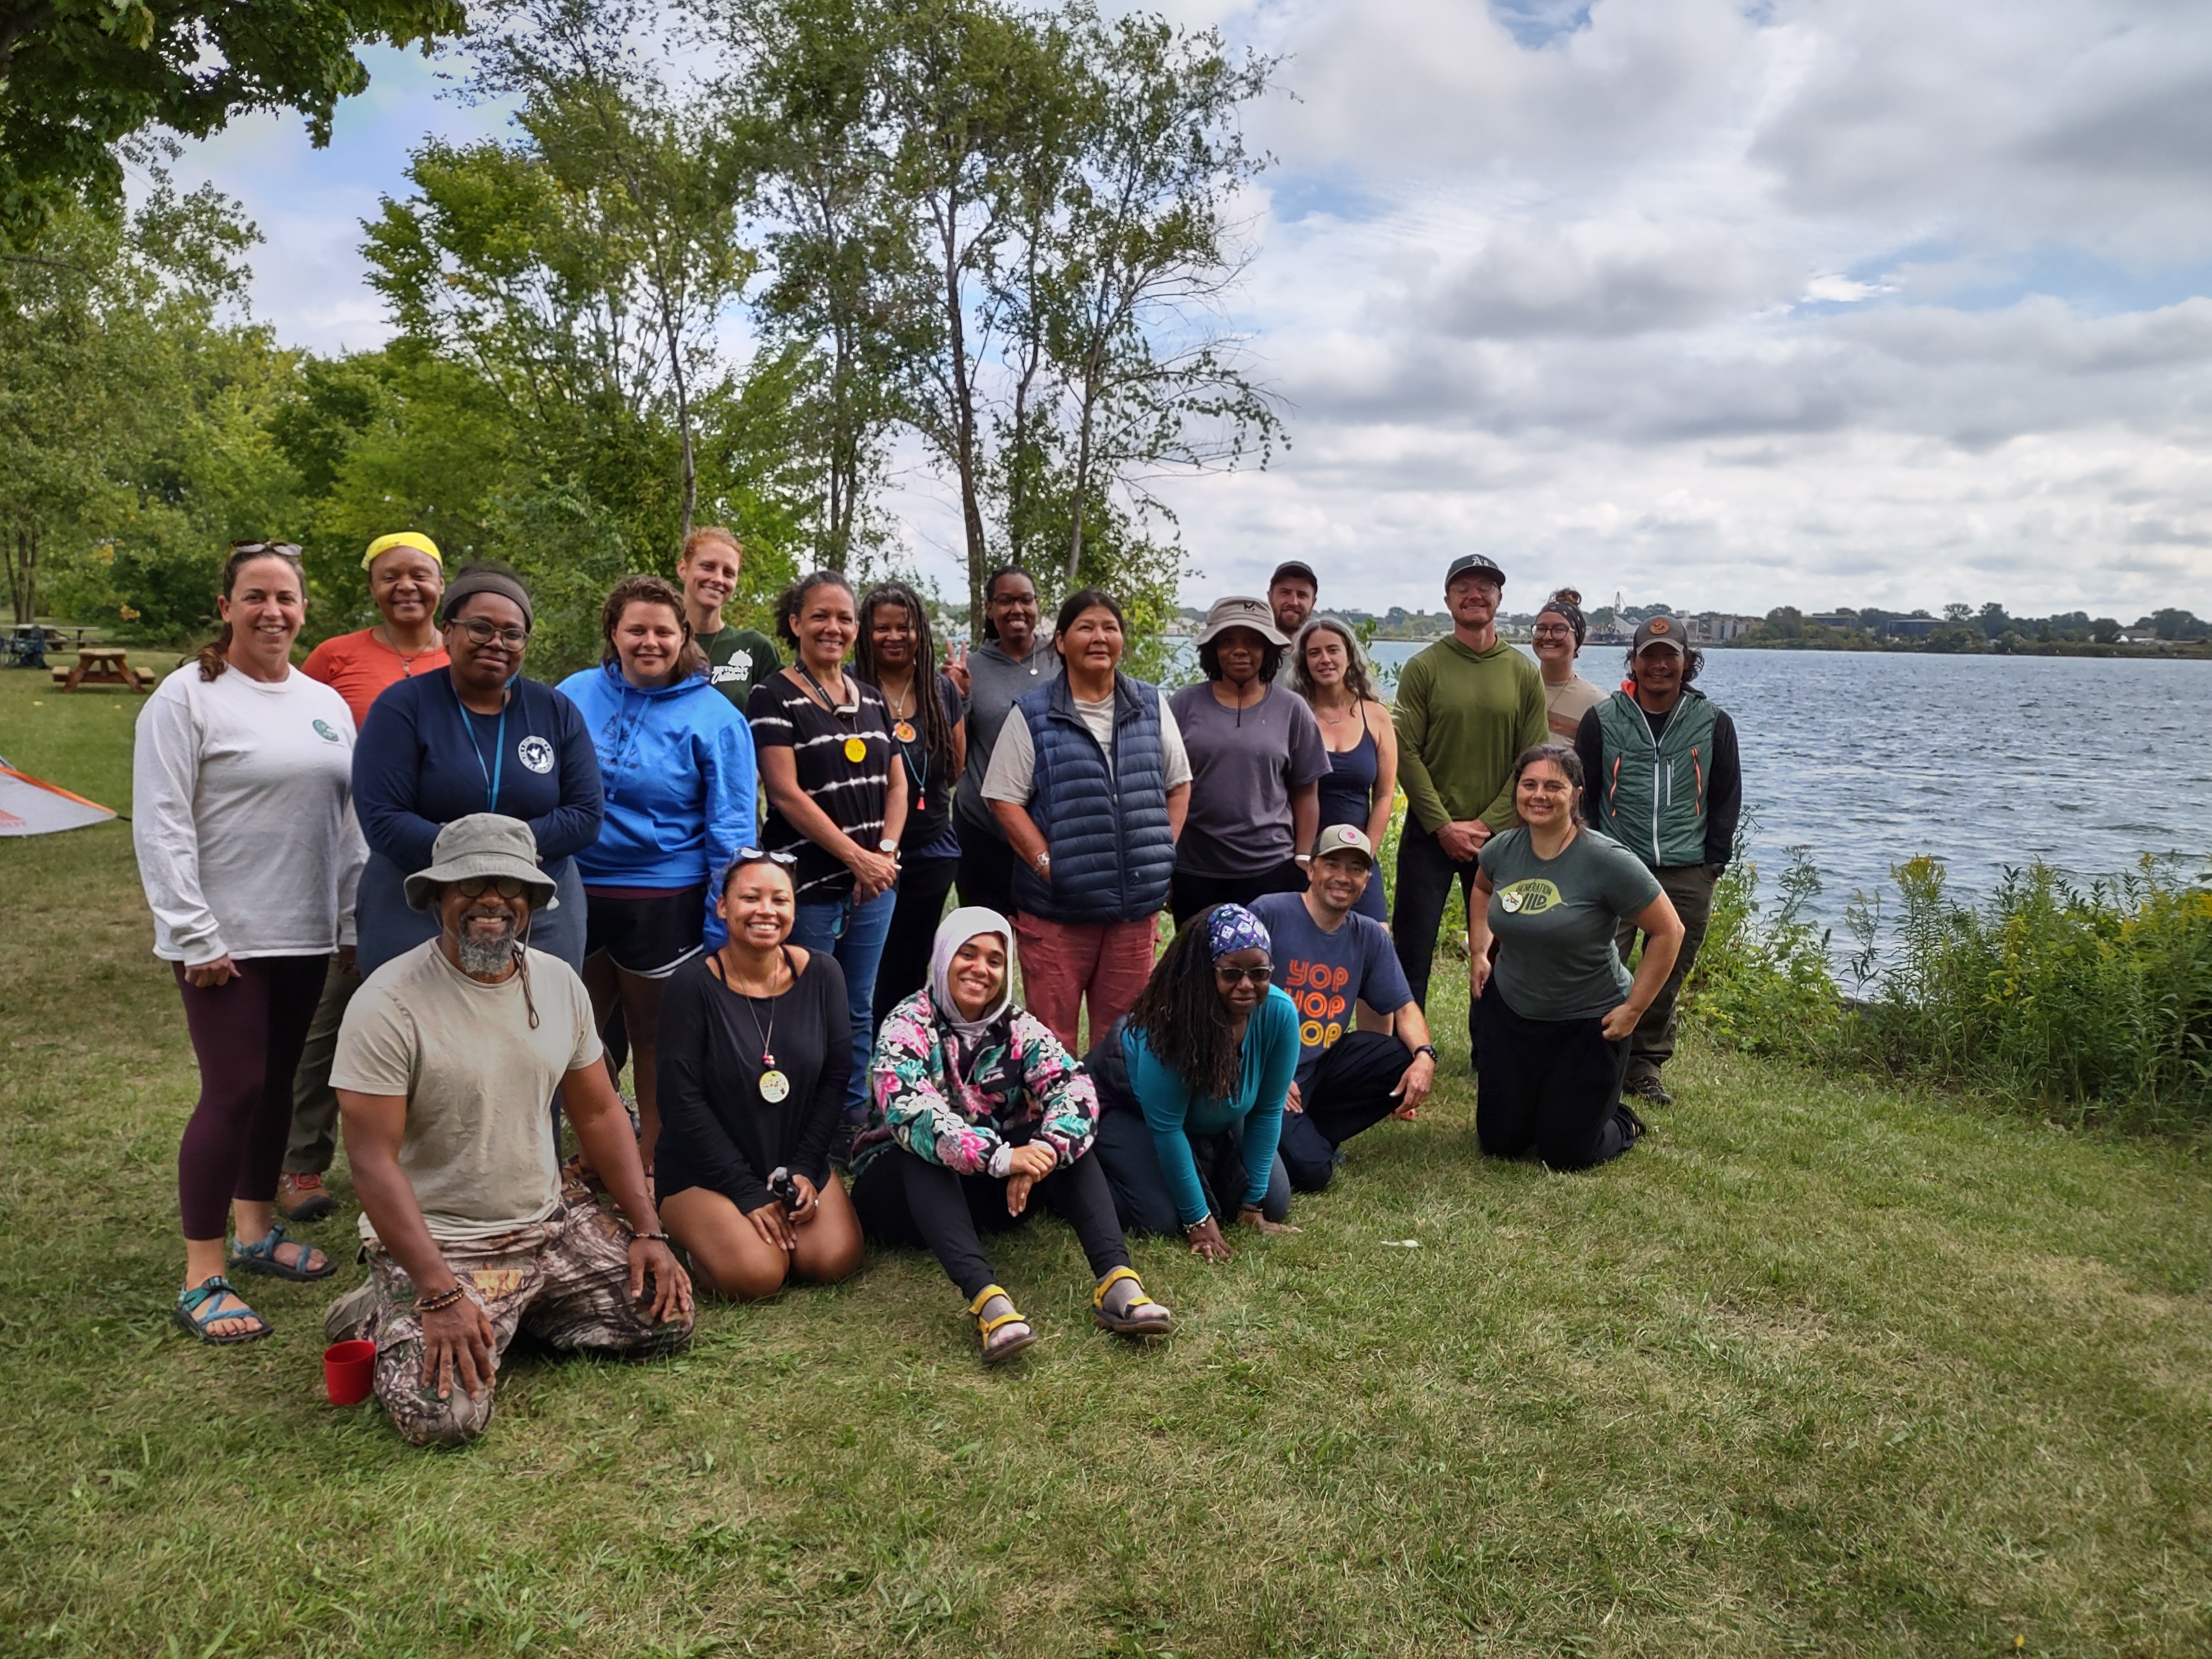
[652, 948, 850, 1211]
[1575, 699, 1742, 870]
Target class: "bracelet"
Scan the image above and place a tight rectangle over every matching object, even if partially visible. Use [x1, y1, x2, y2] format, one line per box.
[417, 1284, 467, 1313]
[1411, 1043, 1438, 1062]
[1184, 1214, 1212, 1236]
[627, 1230, 672, 1245]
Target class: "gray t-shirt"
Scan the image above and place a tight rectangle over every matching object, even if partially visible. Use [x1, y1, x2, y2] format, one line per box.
[954, 637, 1062, 832]
[1249, 891, 1413, 1086]
[1478, 827, 1663, 1021]
[332, 940, 602, 1242]
[1167, 682, 1332, 877]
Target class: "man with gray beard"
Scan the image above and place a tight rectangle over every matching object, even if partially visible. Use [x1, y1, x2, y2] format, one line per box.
[327, 813, 692, 1447]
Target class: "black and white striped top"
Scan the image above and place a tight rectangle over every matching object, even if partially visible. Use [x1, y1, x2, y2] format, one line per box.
[747, 669, 894, 899]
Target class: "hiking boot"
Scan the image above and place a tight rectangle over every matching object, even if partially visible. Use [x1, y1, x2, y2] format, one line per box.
[278, 1171, 337, 1223]
[324, 1277, 378, 1345]
[1624, 1074, 1673, 1108]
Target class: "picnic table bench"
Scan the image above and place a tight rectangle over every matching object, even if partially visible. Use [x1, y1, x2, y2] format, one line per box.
[53, 647, 150, 692]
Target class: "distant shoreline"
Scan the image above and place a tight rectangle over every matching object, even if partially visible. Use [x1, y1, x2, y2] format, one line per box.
[1713, 639, 2212, 660]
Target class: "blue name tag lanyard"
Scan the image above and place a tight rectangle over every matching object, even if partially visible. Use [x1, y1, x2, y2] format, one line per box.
[463, 684, 511, 812]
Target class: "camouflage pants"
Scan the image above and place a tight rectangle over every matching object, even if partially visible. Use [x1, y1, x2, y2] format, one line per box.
[367, 1202, 692, 1448]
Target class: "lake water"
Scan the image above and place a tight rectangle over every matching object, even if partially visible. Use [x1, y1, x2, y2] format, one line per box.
[1165, 639, 2212, 925]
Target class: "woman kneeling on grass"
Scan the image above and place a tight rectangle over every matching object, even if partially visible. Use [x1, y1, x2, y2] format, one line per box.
[853, 907, 1171, 1363]
[653, 852, 864, 1297]
[1087, 906, 1302, 1261]
[1468, 744, 1683, 1168]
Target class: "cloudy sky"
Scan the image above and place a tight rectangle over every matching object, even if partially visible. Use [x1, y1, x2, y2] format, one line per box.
[162, 0, 2212, 618]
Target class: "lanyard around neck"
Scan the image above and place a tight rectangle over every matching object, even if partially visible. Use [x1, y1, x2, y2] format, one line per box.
[463, 697, 508, 812]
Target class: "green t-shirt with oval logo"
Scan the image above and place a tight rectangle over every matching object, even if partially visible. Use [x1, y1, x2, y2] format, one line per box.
[1478, 826, 1662, 1021]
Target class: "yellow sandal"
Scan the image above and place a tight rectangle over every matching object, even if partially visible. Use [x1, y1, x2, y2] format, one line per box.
[1092, 1266, 1171, 1337]
[969, 1284, 1037, 1364]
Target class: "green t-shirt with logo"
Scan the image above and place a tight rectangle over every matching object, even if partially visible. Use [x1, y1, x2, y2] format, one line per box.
[1478, 826, 1662, 1021]
[698, 625, 783, 709]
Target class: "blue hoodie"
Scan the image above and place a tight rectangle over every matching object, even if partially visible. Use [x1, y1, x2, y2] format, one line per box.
[557, 661, 758, 950]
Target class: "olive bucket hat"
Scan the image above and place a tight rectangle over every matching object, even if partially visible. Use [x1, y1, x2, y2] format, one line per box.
[403, 813, 560, 912]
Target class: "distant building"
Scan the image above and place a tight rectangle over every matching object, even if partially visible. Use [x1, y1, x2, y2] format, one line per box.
[1691, 613, 1761, 642]
[1885, 618, 1939, 639]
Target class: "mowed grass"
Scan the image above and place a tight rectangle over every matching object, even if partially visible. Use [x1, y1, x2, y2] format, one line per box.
[3, 668, 2210, 1658]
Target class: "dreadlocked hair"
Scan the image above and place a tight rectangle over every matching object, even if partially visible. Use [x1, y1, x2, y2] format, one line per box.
[197, 542, 306, 681]
[599, 572, 705, 679]
[854, 581, 956, 776]
[1124, 910, 1243, 1101]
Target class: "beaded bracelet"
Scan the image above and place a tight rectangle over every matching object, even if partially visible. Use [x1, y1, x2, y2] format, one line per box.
[417, 1284, 467, 1313]
[627, 1230, 673, 1245]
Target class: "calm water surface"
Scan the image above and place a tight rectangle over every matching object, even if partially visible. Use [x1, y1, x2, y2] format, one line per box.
[1218, 641, 2212, 921]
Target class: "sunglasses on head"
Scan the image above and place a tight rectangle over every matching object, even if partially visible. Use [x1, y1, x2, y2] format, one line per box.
[1213, 962, 1274, 986]
[232, 541, 304, 557]
[453, 875, 529, 899]
[730, 848, 800, 868]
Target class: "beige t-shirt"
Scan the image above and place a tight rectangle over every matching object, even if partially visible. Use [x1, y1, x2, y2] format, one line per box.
[332, 940, 602, 1243]
[1544, 673, 1605, 743]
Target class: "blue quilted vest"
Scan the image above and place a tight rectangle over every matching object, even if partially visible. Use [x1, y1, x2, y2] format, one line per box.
[1008, 673, 1175, 924]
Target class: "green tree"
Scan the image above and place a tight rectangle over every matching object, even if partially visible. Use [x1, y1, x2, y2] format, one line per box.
[0, 1, 463, 234]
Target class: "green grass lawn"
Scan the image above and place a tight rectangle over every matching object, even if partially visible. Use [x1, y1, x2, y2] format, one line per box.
[3, 667, 2209, 1657]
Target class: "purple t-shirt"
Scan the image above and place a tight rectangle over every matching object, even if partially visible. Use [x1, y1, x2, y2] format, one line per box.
[1167, 682, 1331, 877]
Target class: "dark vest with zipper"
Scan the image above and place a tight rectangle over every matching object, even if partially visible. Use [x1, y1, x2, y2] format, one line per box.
[1592, 686, 1719, 869]
[1009, 672, 1175, 924]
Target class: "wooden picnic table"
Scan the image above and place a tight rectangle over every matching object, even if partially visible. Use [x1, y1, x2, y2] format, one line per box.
[55, 647, 149, 693]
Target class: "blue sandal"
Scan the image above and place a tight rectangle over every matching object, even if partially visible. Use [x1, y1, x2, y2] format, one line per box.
[174, 1275, 271, 1345]
[229, 1223, 335, 1282]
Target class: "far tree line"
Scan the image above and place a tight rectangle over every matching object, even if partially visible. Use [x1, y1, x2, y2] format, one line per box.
[0, 0, 1281, 670]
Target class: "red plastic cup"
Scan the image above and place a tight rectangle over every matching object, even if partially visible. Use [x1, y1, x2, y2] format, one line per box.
[324, 1339, 375, 1406]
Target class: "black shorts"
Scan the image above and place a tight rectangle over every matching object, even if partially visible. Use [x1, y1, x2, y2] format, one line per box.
[583, 885, 707, 978]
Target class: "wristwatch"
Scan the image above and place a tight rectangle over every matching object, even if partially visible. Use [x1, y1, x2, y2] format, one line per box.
[1294, 853, 1313, 867]
[878, 838, 900, 857]
[1033, 851, 1051, 876]
[1411, 1043, 1438, 1062]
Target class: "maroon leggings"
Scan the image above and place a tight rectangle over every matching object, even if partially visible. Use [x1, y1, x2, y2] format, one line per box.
[173, 956, 328, 1239]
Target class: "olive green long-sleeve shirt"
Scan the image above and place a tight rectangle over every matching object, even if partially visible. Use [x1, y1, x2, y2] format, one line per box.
[1393, 637, 1549, 835]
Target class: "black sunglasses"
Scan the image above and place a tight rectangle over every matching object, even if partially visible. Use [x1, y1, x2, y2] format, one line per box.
[1213, 962, 1274, 986]
[453, 875, 529, 899]
[728, 847, 800, 868]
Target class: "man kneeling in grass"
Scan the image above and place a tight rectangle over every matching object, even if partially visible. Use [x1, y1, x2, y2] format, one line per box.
[328, 814, 693, 1447]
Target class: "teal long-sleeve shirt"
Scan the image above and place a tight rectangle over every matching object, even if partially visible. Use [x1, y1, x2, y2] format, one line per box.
[1122, 985, 1299, 1227]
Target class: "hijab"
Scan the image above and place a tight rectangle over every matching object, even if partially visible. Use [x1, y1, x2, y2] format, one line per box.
[930, 905, 1014, 1041]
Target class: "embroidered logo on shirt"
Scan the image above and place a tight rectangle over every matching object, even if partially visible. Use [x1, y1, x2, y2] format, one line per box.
[311, 719, 342, 743]
[517, 735, 556, 774]
[1496, 878, 1563, 915]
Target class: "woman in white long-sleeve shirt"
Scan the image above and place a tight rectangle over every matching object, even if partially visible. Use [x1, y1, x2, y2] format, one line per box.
[133, 542, 368, 1345]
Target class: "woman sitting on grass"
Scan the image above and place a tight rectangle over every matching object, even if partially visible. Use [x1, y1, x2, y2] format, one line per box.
[653, 851, 864, 1298]
[852, 907, 1171, 1363]
[1468, 744, 1683, 1169]
[1087, 905, 1303, 1261]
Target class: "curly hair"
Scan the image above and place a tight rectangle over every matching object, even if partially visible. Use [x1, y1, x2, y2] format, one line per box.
[1621, 638, 1704, 686]
[197, 542, 306, 681]
[599, 573, 704, 679]
[1510, 742, 1585, 819]
[1284, 614, 1380, 705]
[854, 581, 957, 781]
[1124, 909, 1244, 1102]
[774, 569, 857, 649]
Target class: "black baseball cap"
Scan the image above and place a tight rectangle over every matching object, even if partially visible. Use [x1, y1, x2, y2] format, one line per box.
[1631, 614, 1686, 655]
[1444, 553, 1506, 589]
[1269, 560, 1318, 589]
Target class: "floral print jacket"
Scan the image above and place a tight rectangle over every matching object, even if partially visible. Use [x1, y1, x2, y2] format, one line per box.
[854, 990, 1099, 1178]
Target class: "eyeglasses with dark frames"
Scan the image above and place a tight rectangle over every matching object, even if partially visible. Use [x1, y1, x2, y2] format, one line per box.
[455, 618, 530, 649]
[1213, 962, 1275, 986]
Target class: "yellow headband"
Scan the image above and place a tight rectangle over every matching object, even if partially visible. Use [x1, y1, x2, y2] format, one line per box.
[362, 531, 442, 571]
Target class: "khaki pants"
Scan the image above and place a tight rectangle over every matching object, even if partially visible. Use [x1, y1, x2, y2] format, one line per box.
[364, 1201, 692, 1448]
[284, 954, 360, 1175]
[1613, 863, 1718, 1088]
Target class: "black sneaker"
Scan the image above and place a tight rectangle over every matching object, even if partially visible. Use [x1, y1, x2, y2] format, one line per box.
[1625, 1074, 1673, 1108]
[1617, 1102, 1648, 1145]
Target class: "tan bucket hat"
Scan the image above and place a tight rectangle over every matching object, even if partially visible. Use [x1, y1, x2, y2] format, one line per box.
[403, 813, 560, 912]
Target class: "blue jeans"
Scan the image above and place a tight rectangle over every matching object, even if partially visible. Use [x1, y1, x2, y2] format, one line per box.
[790, 884, 897, 1140]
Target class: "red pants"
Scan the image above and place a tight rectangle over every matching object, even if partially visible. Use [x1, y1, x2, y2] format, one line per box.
[1012, 913, 1158, 1055]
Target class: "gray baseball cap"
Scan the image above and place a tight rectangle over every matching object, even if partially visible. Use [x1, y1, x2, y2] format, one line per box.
[403, 813, 560, 912]
[1311, 824, 1375, 865]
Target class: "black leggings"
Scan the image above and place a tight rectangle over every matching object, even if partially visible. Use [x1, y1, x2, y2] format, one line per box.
[955, 814, 1019, 918]
[1274, 1029, 1414, 1192]
[1473, 980, 1636, 1170]
[173, 956, 329, 1238]
[873, 854, 959, 1031]
[850, 1143, 1130, 1302]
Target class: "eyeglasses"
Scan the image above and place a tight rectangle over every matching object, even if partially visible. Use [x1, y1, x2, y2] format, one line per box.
[1531, 624, 1574, 638]
[1213, 962, 1275, 986]
[453, 876, 528, 899]
[455, 618, 530, 649]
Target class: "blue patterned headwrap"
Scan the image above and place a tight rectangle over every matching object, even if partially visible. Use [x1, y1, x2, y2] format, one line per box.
[1206, 904, 1271, 961]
